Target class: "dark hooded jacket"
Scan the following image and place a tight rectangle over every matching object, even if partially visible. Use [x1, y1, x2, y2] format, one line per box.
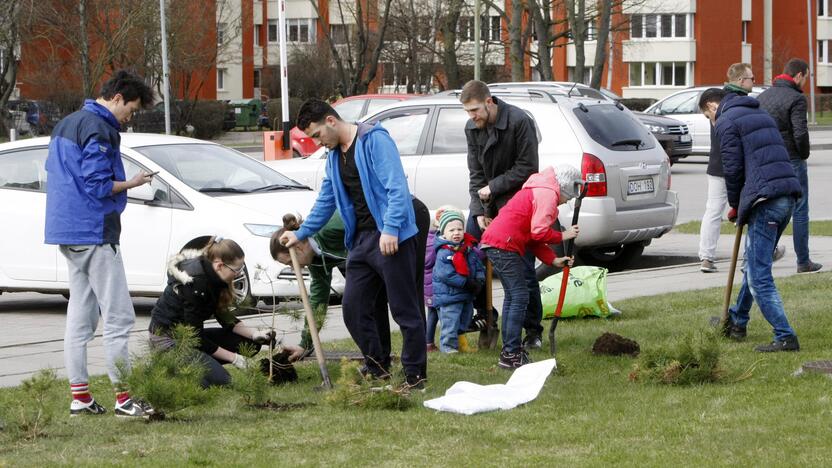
[756, 76, 811, 160]
[715, 93, 802, 225]
[149, 249, 240, 355]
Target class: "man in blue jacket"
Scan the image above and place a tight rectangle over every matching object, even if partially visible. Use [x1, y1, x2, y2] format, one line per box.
[699, 88, 803, 352]
[282, 99, 426, 389]
[46, 70, 155, 417]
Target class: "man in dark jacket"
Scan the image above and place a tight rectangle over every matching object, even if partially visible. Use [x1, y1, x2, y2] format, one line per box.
[756, 58, 822, 274]
[460, 80, 543, 350]
[46, 70, 155, 417]
[700, 88, 803, 352]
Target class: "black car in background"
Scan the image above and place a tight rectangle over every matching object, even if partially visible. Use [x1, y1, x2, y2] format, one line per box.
[633, 112, 692, 164]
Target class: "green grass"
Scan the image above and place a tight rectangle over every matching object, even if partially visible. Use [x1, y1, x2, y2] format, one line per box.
[3, 273, 832, 466]
[675, 219, 832, 236]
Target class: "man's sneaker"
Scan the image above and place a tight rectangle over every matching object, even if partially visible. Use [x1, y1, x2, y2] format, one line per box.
[700, 259, 717, 273]
[397, 374, 426, 394]
[426, 343, 438, 352]
[497, 350, 532, 370]
[722, 323, 747, 341]
[69, 398, 107, 416]
[797, 262, 823, 274]
[522, 332, 543, 350]
[773, 244, 786, 263]
[754, 336, 800, 353]
[114, 398, 151, 418]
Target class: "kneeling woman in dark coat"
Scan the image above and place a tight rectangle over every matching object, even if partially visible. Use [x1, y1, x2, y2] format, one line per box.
[149, 237, 302, 387]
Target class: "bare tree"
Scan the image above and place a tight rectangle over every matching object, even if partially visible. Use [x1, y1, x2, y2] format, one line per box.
[382, 0, 438, 92]
[309, 0, 394, 96]
[0, 0, 22, 114]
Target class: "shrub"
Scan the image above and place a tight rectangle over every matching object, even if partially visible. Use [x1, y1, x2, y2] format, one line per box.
[0, 369, 61, 440]
[123, 325, 211, 417]
[265, 97, 304, 129]
[325, 358, 415, 411]
[628, 331, 724, 385]
[189, 100, 228, 139]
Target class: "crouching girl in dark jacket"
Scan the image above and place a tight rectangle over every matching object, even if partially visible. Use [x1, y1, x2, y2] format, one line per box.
[149, 237, 302, 387]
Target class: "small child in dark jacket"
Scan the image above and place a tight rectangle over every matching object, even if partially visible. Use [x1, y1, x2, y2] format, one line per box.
[432, 210, 485, 353]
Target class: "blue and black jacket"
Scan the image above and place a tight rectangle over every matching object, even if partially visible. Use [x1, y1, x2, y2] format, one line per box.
[295, 122, 418, 249]
[45, 100, 126, 245]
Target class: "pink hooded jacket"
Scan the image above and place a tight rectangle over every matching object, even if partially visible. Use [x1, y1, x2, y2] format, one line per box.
[480, 167, 563, 265]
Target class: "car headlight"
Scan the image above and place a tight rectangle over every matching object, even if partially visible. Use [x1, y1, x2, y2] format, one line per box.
[244, 223, 281, 237]
[644, 124, 667, 134]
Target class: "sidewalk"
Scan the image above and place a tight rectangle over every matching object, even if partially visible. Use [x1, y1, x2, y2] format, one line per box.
[2, 231, 830, 387]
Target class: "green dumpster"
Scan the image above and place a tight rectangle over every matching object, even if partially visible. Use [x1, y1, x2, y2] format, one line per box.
[228, 98, 262, 130]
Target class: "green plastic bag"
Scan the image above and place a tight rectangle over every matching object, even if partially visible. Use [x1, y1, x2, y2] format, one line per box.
[540, 266, 610, 319]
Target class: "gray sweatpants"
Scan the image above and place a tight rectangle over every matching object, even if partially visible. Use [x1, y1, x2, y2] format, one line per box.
[60, 244, 135, 386]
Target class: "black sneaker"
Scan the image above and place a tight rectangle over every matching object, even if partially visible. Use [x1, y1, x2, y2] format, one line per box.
[69, 398, 106, 416]
[498, 350, 532, 370]
[522, 332, 543, 350]
[755, 337, 800, 353]
[358, 364, 391, 381]
[719, 321, 747, 341]
[398, 374, 426, 394]
[114, 398, 151, 418]
[797, 262, 823, 274]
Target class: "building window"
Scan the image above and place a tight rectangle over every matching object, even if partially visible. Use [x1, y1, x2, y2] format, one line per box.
[330, 24, 348, 44]
[819, 40, 829, 64]
[253, 68, 261, 89]
[629, 62, 690, 87]
[630, 14, 691, 39]
[742, 21, 749, 43]
[255, 24, 262, 46]
[217, 68, 226, 90]
[567, 66, 593, 85]
[458, 16, 502, 42]
[820, 0, 827, 17]
[585, 20, 597, 41]
[268, 20, 278, 42]
[286, 18, 316, 44]
[217, 23, 225, 45]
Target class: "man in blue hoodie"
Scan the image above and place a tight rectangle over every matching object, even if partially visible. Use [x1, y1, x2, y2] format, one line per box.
[45, 70, 155, 416]
[282, 99, 426, 389]
[699, 88, 803, 352]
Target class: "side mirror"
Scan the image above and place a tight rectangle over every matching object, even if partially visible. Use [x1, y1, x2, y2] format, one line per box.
[127, 183, 155, 202]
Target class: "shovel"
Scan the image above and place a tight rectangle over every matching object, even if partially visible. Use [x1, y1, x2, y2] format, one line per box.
[719, 223, 745, 329]
[549, 181, 588, 356]
[288, 247, 333, 390]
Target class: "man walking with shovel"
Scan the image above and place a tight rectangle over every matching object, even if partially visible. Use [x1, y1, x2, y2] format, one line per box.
[700, 88, 803, 352]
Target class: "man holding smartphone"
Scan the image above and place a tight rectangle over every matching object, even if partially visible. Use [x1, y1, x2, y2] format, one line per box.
[45, 70, 156, 418]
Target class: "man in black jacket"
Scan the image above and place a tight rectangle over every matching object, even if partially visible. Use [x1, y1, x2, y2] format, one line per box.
[757, 58, 822, 274]
[460, 80, 542, 350]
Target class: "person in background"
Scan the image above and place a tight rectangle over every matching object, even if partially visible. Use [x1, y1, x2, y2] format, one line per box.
[757, 58, 822, 274]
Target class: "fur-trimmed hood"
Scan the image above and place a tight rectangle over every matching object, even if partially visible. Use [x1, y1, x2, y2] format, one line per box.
[166, 249, 203, 285]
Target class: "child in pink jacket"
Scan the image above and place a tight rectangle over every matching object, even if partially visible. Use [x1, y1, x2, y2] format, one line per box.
[481, 165, 582, 369]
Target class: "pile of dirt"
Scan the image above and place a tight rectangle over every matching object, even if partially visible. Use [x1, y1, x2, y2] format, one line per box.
[592, 332, 640, 356]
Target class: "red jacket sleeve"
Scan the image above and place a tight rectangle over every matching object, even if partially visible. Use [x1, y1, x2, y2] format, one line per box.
[530, 241, 556, 266]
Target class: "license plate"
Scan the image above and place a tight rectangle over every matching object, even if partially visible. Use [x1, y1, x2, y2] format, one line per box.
[628, 177, 654, 195]
[680, 134, 691, 142]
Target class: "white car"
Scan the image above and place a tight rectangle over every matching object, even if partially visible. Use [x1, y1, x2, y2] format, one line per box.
[0, 133, 337, 305]
[270, 90, 678, 273]
[643, 85, 769, 155]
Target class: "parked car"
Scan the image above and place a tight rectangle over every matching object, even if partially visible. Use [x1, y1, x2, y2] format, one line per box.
[489, 82, 692, 162]
[5, 100, 62, 136]
[287, 93, 420, 159]
[268, 90, 679, 273]
[643, 85, 769, 155]
[0, 134, 343, 304]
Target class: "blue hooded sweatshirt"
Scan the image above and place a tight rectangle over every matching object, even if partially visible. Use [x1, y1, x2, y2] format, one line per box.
[45, 100, 126, 245]
[295, 122, 418, 249]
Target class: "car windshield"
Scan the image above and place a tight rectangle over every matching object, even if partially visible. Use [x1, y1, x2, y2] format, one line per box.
[134, 143, 308, 194]
[572, 104, 656, 151]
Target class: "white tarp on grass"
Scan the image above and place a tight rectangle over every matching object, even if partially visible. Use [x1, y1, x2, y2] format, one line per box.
[423, 358, 557, 415]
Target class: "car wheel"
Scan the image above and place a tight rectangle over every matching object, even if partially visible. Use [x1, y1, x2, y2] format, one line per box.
[178, 236, 254, 311]
[578, 243, 645, 272]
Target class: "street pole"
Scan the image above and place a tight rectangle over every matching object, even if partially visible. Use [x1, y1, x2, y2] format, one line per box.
[159, 0, 171, 134]
[474, 0, 481, 81]
[278, 0, 290, 150]
[807, 0, 817, 124]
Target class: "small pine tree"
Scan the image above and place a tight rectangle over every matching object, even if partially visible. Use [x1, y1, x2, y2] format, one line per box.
[123, 325, 212, 417]
[325, 358, 414, 411]
[629, 331, 724, 385]
[0, 369, 61, 440]
[230, 343, 272, 407]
